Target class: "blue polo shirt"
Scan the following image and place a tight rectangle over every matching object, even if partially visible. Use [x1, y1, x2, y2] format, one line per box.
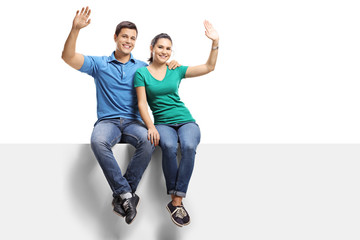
[79, 52, 148, 122]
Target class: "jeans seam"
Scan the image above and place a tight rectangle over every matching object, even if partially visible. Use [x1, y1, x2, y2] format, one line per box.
[110, 136, 121, 146]
[122, 132, 140, 145]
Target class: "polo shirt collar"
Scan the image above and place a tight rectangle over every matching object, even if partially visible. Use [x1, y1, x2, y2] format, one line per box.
[108, 51, 136, 64]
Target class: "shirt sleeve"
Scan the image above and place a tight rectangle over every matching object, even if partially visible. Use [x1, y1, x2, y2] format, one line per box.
[78, 55, 99, 77]
[134, 69, 145, 87]
[178, 65, 189, 79]
[176, 65, 189, 83]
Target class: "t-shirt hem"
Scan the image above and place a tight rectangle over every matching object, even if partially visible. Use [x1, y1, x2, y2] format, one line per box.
[154, 119, 196, 125]
[95, 115, 143, 124]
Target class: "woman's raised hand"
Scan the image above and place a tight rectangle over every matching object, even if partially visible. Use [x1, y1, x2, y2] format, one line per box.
[72, 6, 91, 30]
[204, 20, 219, 41]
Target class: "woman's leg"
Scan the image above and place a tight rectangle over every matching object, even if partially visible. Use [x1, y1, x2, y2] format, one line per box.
[156, 124, 179, 195]
[176, 122, 201, 197]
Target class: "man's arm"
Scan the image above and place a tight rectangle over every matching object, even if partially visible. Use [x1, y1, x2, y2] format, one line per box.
[61, 7, 91, 70]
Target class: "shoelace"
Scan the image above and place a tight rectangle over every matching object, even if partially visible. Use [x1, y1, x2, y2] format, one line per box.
[175, 207, 187, 219]
[122, 199, 130, 212]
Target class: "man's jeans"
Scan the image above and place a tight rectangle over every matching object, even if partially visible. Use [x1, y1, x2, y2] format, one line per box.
[91, 118, 154, 197]
[156, 122, 201, 198]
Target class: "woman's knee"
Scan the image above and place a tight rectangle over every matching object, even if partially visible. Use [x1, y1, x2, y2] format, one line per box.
[160, 141, 178, 153]
[181, 142, 198, 154]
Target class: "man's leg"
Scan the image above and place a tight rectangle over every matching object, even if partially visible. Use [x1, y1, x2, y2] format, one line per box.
[121, 120, 155, 192]
[91, 119, 139, 223]
[90, 119, 132, 196]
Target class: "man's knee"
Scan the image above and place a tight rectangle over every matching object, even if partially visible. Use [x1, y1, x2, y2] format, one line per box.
[91, 135, 111, 152]
[138, 137, 155, 154]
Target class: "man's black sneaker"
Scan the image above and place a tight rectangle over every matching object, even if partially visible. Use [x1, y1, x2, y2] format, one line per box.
[122, 194, 140, 224]
[112, 197, 125, 217]
[112, 194, 139, 219]
[166, 201, 190, 227]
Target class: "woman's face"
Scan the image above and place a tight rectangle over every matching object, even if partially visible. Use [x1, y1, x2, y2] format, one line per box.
[151, 38, 172, 64]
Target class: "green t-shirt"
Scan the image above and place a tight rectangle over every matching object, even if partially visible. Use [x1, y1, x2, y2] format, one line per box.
[134, 66, 195, 125]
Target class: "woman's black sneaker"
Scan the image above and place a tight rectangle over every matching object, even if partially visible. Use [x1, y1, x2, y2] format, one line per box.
[166, 201, 190, 227]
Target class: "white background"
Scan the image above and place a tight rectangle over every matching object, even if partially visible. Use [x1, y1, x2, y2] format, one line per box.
[0, 1, 359, 239]
[0, 0, 359, 144]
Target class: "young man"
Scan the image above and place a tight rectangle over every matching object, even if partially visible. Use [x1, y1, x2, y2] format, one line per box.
[61, 7, 179, 225]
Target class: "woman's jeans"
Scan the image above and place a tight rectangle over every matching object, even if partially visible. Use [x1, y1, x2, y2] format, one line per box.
[91, 118, 154, 197]
[156, 122, 201, 198]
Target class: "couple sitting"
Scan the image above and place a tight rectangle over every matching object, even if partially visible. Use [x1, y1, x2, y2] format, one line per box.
[62, 6, 219, 227]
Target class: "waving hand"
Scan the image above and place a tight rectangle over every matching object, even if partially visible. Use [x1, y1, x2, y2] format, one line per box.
[72, 6, 91, 30]
[184, 20, 219, 78]
[204, 20, 219, 41]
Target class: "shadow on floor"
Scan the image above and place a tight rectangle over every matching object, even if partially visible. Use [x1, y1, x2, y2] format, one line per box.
[67, 144, 183, 240]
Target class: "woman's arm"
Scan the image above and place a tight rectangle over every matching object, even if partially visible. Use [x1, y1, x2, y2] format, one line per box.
[136, 86, 160, 146]
[185, 20, 219, 78]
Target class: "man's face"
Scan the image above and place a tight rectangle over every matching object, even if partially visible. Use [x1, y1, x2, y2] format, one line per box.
[114, 28, 137, 55]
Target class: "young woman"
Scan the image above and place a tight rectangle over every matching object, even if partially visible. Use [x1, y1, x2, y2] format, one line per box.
[134, 20, 219, 227]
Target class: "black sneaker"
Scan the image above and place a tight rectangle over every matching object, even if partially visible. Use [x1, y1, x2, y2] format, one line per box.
[112, 197, 125, 217]
[122, 194, 140, 224]
[180, 205, 190, 226]
[166, 201, 190, 227]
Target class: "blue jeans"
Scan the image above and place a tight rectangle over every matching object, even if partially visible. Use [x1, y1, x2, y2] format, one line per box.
[91, 118, 155, 197]
[156, 122, 201, 198]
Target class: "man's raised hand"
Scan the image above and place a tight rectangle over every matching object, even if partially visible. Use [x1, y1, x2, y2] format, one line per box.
[72, 6, 91, 30]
